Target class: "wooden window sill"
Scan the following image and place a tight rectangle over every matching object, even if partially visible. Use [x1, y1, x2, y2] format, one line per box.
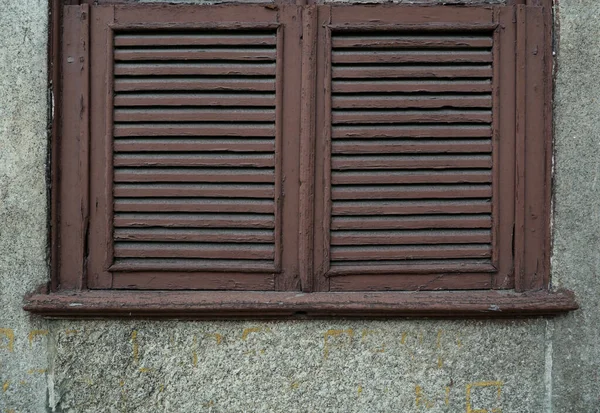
[24, 290, 577, 318]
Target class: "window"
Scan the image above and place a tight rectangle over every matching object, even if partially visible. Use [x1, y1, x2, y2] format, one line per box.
[25, 0, 577, 317]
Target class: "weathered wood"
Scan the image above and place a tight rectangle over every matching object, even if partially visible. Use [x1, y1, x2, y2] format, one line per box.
[24, 290, 578, 318]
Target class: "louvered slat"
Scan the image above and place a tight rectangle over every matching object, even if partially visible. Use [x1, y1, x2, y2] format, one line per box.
[112, 29, 278, 272]
[329, 29, 494, 270]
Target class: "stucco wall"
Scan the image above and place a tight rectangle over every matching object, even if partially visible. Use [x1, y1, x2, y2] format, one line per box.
[1, 0, 599, 411]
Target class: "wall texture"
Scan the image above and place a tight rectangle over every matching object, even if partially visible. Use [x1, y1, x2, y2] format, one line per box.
[1, 0, 599, 412]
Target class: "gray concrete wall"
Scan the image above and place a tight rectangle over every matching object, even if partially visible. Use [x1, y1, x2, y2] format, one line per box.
[1, 0, 599, 411]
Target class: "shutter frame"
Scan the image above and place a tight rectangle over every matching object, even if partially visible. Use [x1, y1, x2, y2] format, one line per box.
[312, 5, 518, 292]
[41, 1, 576, 317]
[85, 4, 302, 290]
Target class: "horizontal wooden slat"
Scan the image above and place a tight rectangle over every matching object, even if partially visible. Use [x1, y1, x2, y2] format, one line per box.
[115, 48, 276, 62]
[114, 213, 275, 228]
[114, 138, 274, 153]
[332, 170, 491, 185]
[333, 139, 492, 154]
[332, 35, 493, 49]
[114, 153, 274, 167]
[332, 155, 492, 170]
[332, 125, 492, 139]
[114, 123, 275, 138]
[332, 94, 492, 110]
[109, 28, 280, 276]
[111, 259, 275, 273]
[331, 229, 491, 246]
[114, 33, 277, 47]
[331, 215, 492, 230]
[114, 108, 275, 123]
[328, 260, 494, 275]
[114, 183, 274, 198]
[332, 200, 491, 216]
[332, 50, 492, 64]
[111, 270, 275, 289]
[332, 109, 491, 123]
[332, 184, 492, 200]
[115, 62, 276, 76]
[333, 65, 492, 79]
[114, 228, 274, 243]
[115, 77, 276, 92]
[114, 242, 275, 260]
[329, 273, 492, 291]
[330, 244, 491, 261]
[115, 198, 274, 213]
[114, 93, 275, 107]
[333, 79, 492, 94]
[114, 168, 275, 183]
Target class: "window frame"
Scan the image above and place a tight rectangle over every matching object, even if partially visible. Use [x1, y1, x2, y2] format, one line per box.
[24, 0, 577, 318]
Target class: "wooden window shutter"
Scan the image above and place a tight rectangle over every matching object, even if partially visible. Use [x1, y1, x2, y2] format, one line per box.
[34, 0, 579, 317]
[86, 4, 302, 290]
[312, 5, 517, 292]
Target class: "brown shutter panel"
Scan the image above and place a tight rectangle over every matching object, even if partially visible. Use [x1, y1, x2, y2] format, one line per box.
[87, 5, 302, 290]
[313, 6, 517, 292]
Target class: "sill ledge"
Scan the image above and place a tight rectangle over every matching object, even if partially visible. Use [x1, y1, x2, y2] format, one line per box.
[24, 290, 578, 318]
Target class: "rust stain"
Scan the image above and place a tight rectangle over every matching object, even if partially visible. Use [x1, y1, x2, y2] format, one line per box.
[205, 332, 223, 345]
[466, 381, 503, 413]
[323, 329, 354, 359]
[0, 329, 15, 353]
[131, 330, 139, 364]
[241, 327, 269, 341]
[415, 385, 435, 409]
[28, 330, 49, 346]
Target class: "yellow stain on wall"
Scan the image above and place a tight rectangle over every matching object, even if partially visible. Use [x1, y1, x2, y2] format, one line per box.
[139, 367, 152, 373]
[415, 385, 435, 409]
[28, 330, 48, 346]
[64, 329, 78, 336]
[400, 332, 415, 360]
[357, 385, 363, 396]
[2, 381, 9, 393]
[0, 329, 15, 353]
[241, 327, 266, 341]
[290, 381, 300, 390]
[466, 381, 503, 413]
[204, 333, 223, 345]
[360, 330, 376, 341]
[437, 356, 444, 369]
[323, 329, 354, 359]
[445, 386, 451, 406]
[26, 369, 46, 374]
[436, 330, 443, 349]
[131, 330, 139, 364]
[192, 335, 198, 367]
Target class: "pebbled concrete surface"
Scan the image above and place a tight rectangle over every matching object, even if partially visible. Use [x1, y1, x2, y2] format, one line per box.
[550, 0, 600, 411]
[0, 0, 599, 412]
[0, 0, 50, 412]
